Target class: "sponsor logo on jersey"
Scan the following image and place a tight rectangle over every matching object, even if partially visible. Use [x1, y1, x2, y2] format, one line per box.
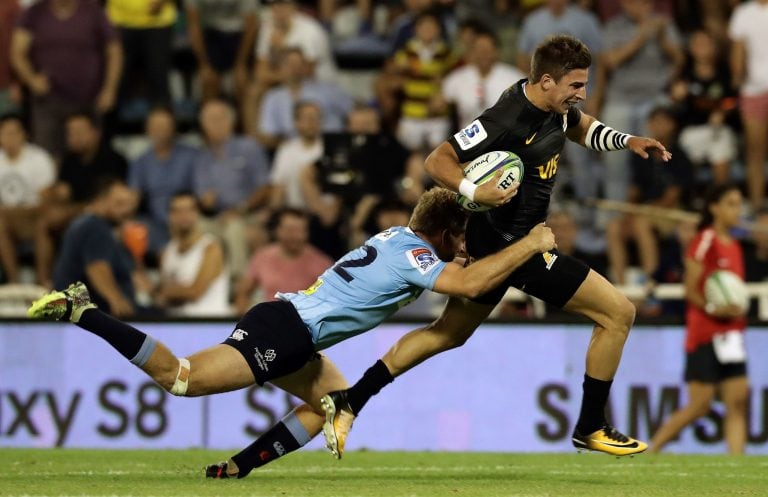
[536, 153, 561, 180]
[406, 247, 439, 275]
[542, 251, 558, 270]
[525, 132, 537, 145]
[254, 347, 277, 371]
[454, 120, 488, 150]
[230, 329, 249, 341]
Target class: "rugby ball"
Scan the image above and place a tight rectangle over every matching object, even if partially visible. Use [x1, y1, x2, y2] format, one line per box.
[705, 270, 748, 311]
[456, 151, 524, 212]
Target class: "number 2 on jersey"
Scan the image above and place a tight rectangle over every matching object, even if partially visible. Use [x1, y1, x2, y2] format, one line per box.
[333, 245, 378, 282]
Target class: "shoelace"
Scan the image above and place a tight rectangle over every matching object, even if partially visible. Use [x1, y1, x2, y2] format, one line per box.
[603, 425, 630, 443]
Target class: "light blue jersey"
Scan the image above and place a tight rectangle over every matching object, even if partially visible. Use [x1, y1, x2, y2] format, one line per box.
[278, 227, 447, 350]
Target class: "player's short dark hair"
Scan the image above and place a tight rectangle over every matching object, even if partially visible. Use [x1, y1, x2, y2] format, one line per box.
[409, 187, 468, 237]
[530, 35, 592, 83]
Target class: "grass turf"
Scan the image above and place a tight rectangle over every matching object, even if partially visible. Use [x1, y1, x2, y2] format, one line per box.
[1, 449, 767, 497]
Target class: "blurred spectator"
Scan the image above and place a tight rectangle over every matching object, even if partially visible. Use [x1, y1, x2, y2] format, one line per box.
[653, 219, 698, 316]
[255, 0, 337, 88]
[440, 30, 524, 128]
[606, 106, 694, 285]
[194, 99, 271, 277]
[743, 209, 768, 282]
[11, 0, 122, 156]
[157, 192, 230, 317]
[269, 101, 323, 210]
[388, 0, 449, 54]
[546, 209, 608, 277]
[59, 113, 129, 204]
[128, 106, 197, 257]
[185, 0, 258, 106]
[673, 29, 738, 186]
[451, 18, 492, 67]
[392, 10, 456, 151]
[234, 208, 332, 315]
[253, 47, 353, 149]
[599, 0, 683, 204]
[301, 104, 423, 256]
[0, 0, 22, 116]
[516, 0, 603, 84]
[0, 115, 56, 283]
[53, 177, 137, 317]
[350, 198, 412, 247]
[107, 0, 175, 109]
[729, 0, 768, 211]
[36, 112, 129, 287]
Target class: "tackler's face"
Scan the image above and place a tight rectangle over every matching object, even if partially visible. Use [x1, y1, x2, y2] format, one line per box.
[546, 69, 588, 114]
[437, 230, 466, 263]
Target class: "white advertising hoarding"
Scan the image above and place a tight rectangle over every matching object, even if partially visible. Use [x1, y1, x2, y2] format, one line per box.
[1, 322, 767, 453]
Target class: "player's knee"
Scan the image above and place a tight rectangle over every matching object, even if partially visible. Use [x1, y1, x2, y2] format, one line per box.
[610, 297, 636, 336]
[160, 358, 191, 397]
[727, 393, 749, 415]
[690, 401, 712, 419]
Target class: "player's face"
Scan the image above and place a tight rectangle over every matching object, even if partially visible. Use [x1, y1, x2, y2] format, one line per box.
[436, 230, 465, 262]
[549, 69, 588, 114]
[712, 189, 742, 229]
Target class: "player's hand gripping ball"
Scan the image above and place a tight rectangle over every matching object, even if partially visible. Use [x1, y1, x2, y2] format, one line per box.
[457, 151, 524, 212]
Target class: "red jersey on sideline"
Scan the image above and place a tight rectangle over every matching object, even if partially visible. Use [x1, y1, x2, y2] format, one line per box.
[684, 227, 746, 352]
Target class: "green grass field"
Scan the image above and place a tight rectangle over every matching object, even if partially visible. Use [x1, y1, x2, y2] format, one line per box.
[1, 449, 766, 497]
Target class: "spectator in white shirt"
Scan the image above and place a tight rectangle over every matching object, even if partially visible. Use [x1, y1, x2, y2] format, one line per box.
[0, 114, 56, 283]
[439, 30, 524, 128]
[270, 101, 323, 210]
[157, 191, 230, 317]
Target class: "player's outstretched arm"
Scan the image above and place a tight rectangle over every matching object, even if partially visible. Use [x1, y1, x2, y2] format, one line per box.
[425, 142, 517, 207]
[432, 223, 555, 298]
[567, 112, 672, 162]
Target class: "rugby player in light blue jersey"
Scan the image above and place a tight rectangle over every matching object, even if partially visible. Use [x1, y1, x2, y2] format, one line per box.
[27, 187, 555, 479]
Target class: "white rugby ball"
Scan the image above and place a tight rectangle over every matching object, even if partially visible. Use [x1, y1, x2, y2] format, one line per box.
[705, 270, 748, 311]
[456, 151, 524, 212]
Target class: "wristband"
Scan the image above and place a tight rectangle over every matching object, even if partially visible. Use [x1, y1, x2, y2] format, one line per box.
[705, 302, 716, 315]
[459, 178, 478, 201]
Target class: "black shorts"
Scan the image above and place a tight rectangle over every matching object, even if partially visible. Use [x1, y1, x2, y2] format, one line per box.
[684, 342, 747, 383]
[466, 214, 590, 307]
[223, 300, 316, 386]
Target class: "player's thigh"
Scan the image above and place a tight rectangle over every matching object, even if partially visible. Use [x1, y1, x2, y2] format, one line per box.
[272, 354, 348, 413]
[431, 296, 494, 344]
[186, 344, 256, 395]
[563, 269, 635, 329]
[687, 381, 717, 411]
[719, 375, 749, 410]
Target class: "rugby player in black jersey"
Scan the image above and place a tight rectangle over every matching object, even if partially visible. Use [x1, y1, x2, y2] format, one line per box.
[223, 35, 671, 472]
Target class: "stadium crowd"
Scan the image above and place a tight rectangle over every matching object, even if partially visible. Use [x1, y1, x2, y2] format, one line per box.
[1, 0, 767, 318]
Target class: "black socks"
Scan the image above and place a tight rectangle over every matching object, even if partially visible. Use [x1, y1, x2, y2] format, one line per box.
[77, 309, 152, 364]
[345, 360, 394, 415]
[576, 374, 613, 435]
